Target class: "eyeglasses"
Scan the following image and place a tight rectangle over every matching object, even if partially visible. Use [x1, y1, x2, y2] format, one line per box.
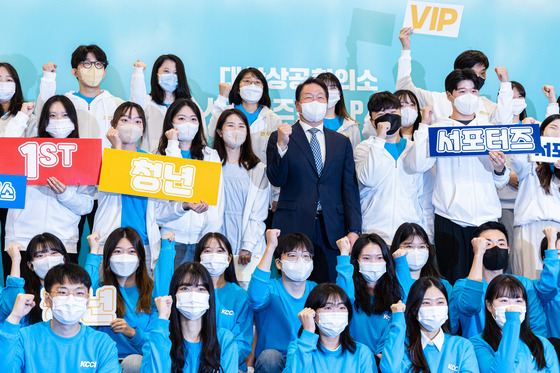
[284, 252, 313, 261]
[51, 288, 89, 299]
[80, 60, 105, 70]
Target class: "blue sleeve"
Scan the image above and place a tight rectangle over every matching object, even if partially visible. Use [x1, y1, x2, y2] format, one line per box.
[394, 255, 413, 300]
[534, 250, 559, 304]
[471, 312, 520, 373]
[283, 329, 319, 373]
[0, 320, 24, 372]
[97, 335, 122, 373]
[542, 337, 560, 373]
[460, 339, 481, 373]
[129, 304, 159, 352]
[379, 311, 407, 373]
[453, 279, 484, 316]
[233, 296, 253, 365]
[85, 253, 103, 291]
[247, 267, 272, 311]
[359, 343, 377, 373]
[219, 329, 239, 373]
[141, 318, 171, 373]
[335, 255, 355, 302]
[521, 277, 548, 337]
[154, 240, 175, 298]
[0, 276, 25, 323]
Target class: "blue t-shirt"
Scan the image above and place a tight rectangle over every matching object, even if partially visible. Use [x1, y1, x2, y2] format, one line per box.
[235, 104, 262, 125]
[323, 116, 343, 131]
[72, 91, 96, 105]
[384, 137, 407, 161]
[180, 149, 192, 159]
[121, 148, 149, 245]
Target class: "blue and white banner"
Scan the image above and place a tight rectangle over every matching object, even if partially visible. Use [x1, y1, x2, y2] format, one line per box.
[428, 124, 541, 157]
[530, 137, 560, 162]
[0, 174, 27, 209]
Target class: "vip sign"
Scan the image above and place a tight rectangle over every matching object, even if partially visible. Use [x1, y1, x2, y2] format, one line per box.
[99, 148, 222, 205]
[404, 1, 464, 38]
[40, 286, 117, 326]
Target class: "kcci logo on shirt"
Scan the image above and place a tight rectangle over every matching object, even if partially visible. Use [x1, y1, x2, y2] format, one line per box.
[80, 361, 97, 368]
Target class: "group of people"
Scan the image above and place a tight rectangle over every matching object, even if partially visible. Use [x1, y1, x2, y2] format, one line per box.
[0, 26, 559, 372]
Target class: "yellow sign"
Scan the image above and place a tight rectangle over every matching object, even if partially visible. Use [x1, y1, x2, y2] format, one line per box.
[99, 148, 221, 205]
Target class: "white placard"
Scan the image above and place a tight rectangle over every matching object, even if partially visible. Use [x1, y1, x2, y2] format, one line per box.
[403, 1, 464, 38]
[530, 137, 560, 162]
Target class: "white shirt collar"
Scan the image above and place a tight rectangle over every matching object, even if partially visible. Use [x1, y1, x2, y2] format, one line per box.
[420, 328, 444, 351]
[300, 119, 324, 133]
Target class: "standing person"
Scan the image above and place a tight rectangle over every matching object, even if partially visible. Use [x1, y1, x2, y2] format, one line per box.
[267, 77, 361, 283]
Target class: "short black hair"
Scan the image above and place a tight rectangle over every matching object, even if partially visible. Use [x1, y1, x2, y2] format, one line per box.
[295, 77, 329, 102]
[367, 91, 402, 115]
[274, 233, 314, 260]
[454, 50, 489, 70]
[44, 263, 92, 293]
[71, 45, 108, 69]
[473, 221, 509, 245]
[444, 68, 479, 93]
[229, 67, 271, 108]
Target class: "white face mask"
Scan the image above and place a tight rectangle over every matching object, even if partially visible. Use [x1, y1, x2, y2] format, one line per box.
[359, 261, 386, 283]
[109, 254, 139, 278]
[281, 258, 313, 282]
[512, 98, 527, 116]
[0, 82, 16, 102]
[417, 305, 448, 332]
[222, 129, 246, 149]
[79, 67, 104, 87]
[301, 101, 327, 123]
[327, 89, 340, 108]
[46, 118, 75, 138]
[493, 305, 526, 328]
[174, 122, 199, 142]
[200, 253, 230, 277]
[33, 255, 65, 279]
[176, 292, 210, 320]
[51, 295, 88, 325]
[316, 312, 348, 337]
[400, 106, 418, 127]
[117, 124, 143, 144]
[158, 74, 178, 93]
[407, 249, 430, 271]
[240, 84, 263, 103]
[453, 93, 479, 116]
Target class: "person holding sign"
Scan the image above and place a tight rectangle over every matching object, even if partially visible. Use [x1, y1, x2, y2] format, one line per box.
[213, 108, 270, 270]
[538, 226, 560, 340]
[140, 262, 238, 373]
[0, 263, 121, 372]
[156, 98, 223, 268]
[130, 55, 208, 153]
[283, 283, 376, 373]
[5, 95, 94, 263]
[402, 69, 510, 284]
[509, 115, 560, 279]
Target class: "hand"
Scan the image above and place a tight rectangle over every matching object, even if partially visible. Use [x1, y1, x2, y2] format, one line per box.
[155, 296, 173, 320]
[110, 318, 136, 338]
[133, 59, 147, 71]
[42, 62, 57, 73]
[265, 229, 281, 251]
[182, 200, 209, 214]
[505, 305, 523, 313]
[106, 128, 122, 150]
[543, 85, 556, 104]
[555, 160, 560, 170]
[508, 173, 519, 189]
[392, 248, 408, 258]
[399, 27, 413, 50]
[543, 226, 558, 242]
[238, 250, 252, 265]
[471, 237, 490, 257]
[494, 66, 509, 83]
[7, 293, 35, 325]
[488, 150, 506, 173]
[165, 128, 179, 141]
[298, 307, 316, 333]
[20, 102, 35, 116]
[6, 244, 22, 263]
[347, 232, 359, 250]
[46, 177, 67, 194]
[390, 300, 406, 313]
[161, 231, 175, 243]
[376, 121, 390, 140]
[421, 105, 434, 125]
[521, 117, 538, 125]
[336, 236, 351, 256]
[87, 232, 101, 255]
[277, 123, 292, 150]
[271, 201, 278, 213]
[219, 82, 232, 98]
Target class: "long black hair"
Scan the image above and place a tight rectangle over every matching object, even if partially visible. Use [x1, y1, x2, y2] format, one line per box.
[150, 54, 192, 106]
[394, 89, 421, 138]
[483, 275, 547, 370]
[0, 62, 24, 116]
[229, 67, 271, 108]
[316, 72, 358, 124]
[193, 232, 238, 285]
[511, 81, 527, 121]
[37, 95, 79, 138]
[350, 233, 402, 315]
[405, 277, 451, 373]
[299, 283, 357, 354]
[169, 262, 222, 373]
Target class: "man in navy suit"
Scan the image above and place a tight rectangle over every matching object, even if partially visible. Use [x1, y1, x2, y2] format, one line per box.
[266, 77, 362, 283]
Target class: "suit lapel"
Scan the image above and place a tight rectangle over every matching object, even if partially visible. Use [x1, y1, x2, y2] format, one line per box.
[291, 121, 318, 176]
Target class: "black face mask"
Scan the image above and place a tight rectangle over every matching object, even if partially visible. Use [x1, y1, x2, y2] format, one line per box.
[483, 246, 509, 270]
[477, 76, 485, 90]
[374, 113, 401, 136]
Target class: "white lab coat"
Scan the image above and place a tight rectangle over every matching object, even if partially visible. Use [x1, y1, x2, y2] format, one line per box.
[0, 111, 37, 137]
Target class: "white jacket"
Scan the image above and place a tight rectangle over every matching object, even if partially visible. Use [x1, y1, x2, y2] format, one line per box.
[336, 118, 362, 150]
[5, 185, 94, 253]
[402, 119, 511, 227]
[36, 71, 124, 149]
[0, 111, 37, 137]
[511, 153, 560, 226]
[354, 137, 424, 243]
[396, 50, 514, 125]
[130, 68, 208, 153]
[160, 142, 224, 244]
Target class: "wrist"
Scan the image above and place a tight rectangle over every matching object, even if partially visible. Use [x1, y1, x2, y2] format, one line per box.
[494, 166, 506, 175]
[6, 313, 22, 325]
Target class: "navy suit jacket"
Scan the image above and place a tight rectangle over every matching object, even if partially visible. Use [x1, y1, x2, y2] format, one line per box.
[266, 120, 361, 249]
